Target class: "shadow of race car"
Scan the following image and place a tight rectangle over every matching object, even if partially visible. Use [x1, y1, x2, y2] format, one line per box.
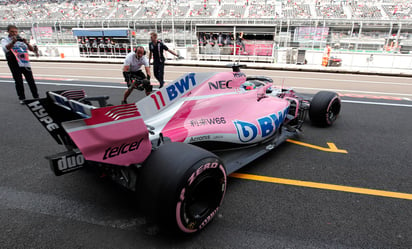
[25, 64, 341, 234]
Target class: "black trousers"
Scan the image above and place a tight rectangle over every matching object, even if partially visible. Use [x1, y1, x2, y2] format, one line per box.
[153, 62, 165, 88]
[8, 61, 38, 100]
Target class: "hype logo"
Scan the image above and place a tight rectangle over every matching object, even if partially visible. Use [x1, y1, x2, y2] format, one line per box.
[234, 108, 288, 143]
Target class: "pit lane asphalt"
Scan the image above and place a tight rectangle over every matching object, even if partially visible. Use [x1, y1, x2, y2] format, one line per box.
[0, 63, 411, 249]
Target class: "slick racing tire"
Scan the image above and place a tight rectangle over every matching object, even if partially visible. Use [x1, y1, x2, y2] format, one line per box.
[137, 142, 227, 234]
[309, 91, 341, 126]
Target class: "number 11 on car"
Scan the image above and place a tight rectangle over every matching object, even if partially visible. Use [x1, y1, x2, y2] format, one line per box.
[150, 91, 166, 110]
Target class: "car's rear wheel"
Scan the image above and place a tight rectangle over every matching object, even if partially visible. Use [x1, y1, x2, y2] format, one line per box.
[137, 142, 227, 234]
[309, 91, 341, 126]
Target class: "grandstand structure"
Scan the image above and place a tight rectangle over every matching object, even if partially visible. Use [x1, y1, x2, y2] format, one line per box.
[1, 0, 411, 21]
[0, 0, 411, 63]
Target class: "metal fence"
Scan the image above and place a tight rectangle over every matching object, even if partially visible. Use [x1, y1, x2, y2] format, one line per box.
[1, 18, 412, 70]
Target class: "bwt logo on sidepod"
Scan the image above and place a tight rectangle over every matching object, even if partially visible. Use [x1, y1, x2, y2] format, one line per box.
[234, 108, 288, 143]
[166, 73, 196, 101]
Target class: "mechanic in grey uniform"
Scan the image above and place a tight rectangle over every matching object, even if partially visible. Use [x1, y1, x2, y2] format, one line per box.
[121, 46, 152, 104]
[148, 32, 178, 88]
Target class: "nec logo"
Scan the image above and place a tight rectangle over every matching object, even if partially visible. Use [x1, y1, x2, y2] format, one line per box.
[208, 80, 232, 90]
[234, 108, 288, 143]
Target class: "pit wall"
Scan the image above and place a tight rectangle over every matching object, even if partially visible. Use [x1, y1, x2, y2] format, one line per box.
[1, 44, 411, 71]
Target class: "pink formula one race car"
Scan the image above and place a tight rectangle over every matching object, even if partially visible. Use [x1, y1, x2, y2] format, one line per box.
[25, 64, 341, 234]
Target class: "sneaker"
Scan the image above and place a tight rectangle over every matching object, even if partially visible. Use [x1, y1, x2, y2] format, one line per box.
[19, 100, 25, 105]
[121, 100, 127, 104]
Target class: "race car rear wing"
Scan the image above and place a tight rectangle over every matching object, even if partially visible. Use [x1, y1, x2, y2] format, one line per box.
[25, 90, 152, 175]
[25, 90, 97, 146]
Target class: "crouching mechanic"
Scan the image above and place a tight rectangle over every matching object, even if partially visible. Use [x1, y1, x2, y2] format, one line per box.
[121, 46, 152, 104]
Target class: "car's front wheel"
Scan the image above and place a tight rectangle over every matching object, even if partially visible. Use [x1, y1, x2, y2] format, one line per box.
[309, 91, 341, 126]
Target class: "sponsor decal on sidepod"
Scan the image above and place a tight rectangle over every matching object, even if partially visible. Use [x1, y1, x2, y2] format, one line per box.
[234, 108, 288, 143]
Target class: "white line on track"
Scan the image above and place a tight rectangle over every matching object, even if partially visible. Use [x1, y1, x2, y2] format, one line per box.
[0, 72, 121, 81]
[293, 86, 412, 97]
[39, 82, 126, 88]
[1, 80, 411, 106]
[14, 62, 411, 78]
[0, 65, 120, 72]
[270, 76, 412, 86]
[3, 65, 411, 86]
[4, 63, 411, 85]
[30, 66, 120, 71]
[0, 80, 125, 89]
[342, 100, 412, 107]
[2, 71, 411, 88]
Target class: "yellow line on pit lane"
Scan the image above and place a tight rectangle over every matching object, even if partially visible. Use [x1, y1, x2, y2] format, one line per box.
[230, 173, 412, 200]
[286, 139, 348, 154]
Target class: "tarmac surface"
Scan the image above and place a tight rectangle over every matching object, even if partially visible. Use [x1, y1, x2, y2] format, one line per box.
[0, 62, 411, 248]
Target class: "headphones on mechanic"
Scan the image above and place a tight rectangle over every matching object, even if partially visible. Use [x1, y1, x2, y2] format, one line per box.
[135, 46, 146, 55]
